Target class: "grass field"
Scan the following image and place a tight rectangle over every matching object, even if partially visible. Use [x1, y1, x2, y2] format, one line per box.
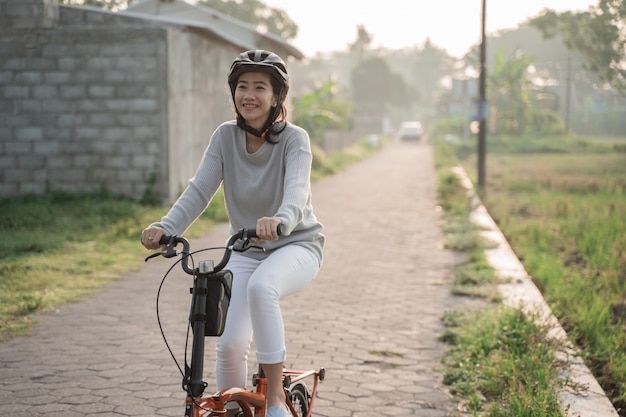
[449, 133, 626, 415]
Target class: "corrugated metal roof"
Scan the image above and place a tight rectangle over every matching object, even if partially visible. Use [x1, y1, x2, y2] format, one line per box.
[122, 0, 303, 59]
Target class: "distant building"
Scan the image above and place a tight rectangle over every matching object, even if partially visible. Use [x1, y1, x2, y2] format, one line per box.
[0, 0, 302, 202]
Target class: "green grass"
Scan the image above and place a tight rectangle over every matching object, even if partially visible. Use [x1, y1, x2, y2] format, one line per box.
[437, 167, 499, 300]
[435, 144, 563, 414]
[441, 307, 566, 417]
[311, 136, 383, 180]
[0, 189, 218, 337]
[438, 164, 564, 417]
[0, 139, 381, 339]
[434, 129, 626, 415]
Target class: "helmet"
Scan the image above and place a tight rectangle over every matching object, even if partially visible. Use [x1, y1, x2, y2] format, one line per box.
[227, 50, 289, 102]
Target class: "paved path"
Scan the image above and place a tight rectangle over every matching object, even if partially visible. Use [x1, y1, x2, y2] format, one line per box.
[0, 140, 468, 417]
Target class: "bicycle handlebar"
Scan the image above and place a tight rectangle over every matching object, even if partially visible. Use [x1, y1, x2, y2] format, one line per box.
[145, 227, 280, 275]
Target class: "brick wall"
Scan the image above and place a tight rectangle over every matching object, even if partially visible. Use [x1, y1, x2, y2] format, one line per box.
[0, 0, 58, 29]
[0, 25, 167, 197]
[0, 2, 236, 202]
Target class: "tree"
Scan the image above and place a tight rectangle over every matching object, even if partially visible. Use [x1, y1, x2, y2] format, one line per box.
[484, 47, 565, 136]
[488, 49, 535, 135]
[530, 1, 626, 91]
[198, 0, 298, 40]
[412, 40, 454, 110]
[348, 25, 373, 57]
[351, 56, 415, 109]
[291, 80, 352, 145]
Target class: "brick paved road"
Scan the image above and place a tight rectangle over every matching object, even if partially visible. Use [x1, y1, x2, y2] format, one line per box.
[0, 140, 467, 416]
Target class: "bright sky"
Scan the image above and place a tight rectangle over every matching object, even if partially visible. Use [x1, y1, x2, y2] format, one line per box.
[261, 0, 597, 58]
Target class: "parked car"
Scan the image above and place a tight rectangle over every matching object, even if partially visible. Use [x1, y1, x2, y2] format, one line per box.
[398, 121, 423, 141]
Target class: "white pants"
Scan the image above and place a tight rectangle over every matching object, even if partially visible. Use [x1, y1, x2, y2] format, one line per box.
[215, 244, 320, 390]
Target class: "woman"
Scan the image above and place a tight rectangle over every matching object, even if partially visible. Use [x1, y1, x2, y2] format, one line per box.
[141, 50, 324, 417]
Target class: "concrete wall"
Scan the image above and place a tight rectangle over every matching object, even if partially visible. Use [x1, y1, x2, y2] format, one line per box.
[0, 0, 59, 29]
[0, 24, 167, 198]
[166, 28, 236, 202]
[0, 2, 237, 202]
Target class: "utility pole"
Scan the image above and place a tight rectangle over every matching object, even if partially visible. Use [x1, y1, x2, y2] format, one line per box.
[565, 54, 571, 135]
[478, 0, 487, 190]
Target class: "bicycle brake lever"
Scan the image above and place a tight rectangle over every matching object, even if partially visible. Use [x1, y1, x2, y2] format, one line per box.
[232, 240, 249, 252]
[144, 245, 179, 262]
[232, 239, 265, 253]
[144, 252, 161, 262]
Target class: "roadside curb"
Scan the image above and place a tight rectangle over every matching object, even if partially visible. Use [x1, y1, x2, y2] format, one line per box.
[452, 166, 619, 417]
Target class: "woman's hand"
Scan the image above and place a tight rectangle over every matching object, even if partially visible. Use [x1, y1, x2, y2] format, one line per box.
[256, 217, 282, 241]
[141, 227, 167, 250]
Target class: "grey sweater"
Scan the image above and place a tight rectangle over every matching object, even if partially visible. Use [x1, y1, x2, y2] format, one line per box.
[152, 121, 324, 263]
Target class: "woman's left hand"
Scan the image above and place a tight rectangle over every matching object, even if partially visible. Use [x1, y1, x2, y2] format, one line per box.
[256, 217, 282, 241]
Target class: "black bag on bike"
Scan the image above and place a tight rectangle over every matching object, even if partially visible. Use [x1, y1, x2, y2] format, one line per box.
[191, 270, 233, 337]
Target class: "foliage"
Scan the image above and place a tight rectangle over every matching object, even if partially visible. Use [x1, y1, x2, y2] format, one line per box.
[197, 0, 297, 40]
[530, 1, 626, 91]
[573, 109, 626, 137]
[442, 307, 566, 416]
[436, 166, 499, 299]
[433, 128, 570, 415]
[348, 24, 374, 57]
[309, 138, 382, 181]
[410, 40, 455, 111]
[488, 48, 535, 135]
[295, 38, 455, 130]
[0, 190, 179, 337]
[351, 56, 417, 110]
[428, 116, 466, 143]
[0, 190, 142, 259]
[474, 47, 565, 136]
[139, 171, 162, 205]
[291, 80, 353, 145]
[452, 133, 626, 414]
[466, 24, 589, 85]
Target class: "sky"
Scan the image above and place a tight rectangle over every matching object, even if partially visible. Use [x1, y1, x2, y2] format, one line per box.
[261, 0, 597, 58]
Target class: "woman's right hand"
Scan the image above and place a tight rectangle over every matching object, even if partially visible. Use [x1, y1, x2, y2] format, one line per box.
[256, 217, 282, 241]
[141, 227, 167, 250]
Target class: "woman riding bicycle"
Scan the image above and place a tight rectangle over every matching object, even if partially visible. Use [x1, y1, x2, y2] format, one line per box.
[141, 50, 324, 417]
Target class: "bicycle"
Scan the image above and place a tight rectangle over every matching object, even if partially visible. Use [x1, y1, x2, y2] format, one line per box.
[145, 228, 325, 417]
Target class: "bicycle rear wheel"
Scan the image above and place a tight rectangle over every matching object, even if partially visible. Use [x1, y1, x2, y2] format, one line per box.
[288, 383, 309, 417]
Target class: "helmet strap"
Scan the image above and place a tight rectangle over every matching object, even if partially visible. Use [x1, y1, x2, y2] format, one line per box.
[236, 115, 270, 138]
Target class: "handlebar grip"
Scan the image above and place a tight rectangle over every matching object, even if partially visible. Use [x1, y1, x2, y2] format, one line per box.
[158, 235, 188, 251]
[236, 224, 282, 240]
[244, 230, 257, 239]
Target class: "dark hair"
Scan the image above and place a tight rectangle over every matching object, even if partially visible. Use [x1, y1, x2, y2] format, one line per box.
[264, 76, 288, 143]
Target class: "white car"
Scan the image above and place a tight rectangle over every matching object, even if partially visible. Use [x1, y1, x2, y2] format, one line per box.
[398, 121, 423, 141]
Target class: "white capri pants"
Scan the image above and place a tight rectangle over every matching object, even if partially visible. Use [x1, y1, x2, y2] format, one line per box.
[215, 244, 320, 390]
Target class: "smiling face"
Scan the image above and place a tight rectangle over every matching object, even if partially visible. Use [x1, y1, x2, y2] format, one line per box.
[234, 71, 278, 132]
